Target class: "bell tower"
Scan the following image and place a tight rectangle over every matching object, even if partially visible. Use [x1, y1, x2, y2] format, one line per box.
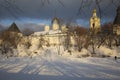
[90, 9, 101, 34]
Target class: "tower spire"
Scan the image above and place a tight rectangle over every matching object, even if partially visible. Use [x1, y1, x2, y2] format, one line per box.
[93, 9, 97, 17]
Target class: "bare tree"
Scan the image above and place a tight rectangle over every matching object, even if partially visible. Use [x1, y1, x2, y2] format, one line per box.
[0, 0, 119, 20]
[22, 28, 34, 36]
[39, 35, 45, 49]
[0, 30, 21, 56]
[73, 26, 87, 51]
[0, 0, 65, 18]
[77, 0, 120, 18]
[63, 26, 71, 51]
[0, 0, 24, 19]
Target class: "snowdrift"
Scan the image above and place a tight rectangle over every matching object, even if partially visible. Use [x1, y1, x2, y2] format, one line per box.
[0, 45, 120, 58]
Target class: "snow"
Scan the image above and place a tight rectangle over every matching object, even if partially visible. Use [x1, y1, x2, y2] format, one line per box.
[62, 48, 91, 58]
[32, 30, 62, 36]
[88, 46, 120, 57]
[0, 47, 120, 80]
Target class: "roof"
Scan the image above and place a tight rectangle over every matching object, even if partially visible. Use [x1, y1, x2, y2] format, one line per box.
[33, 30, 62, 36]
[7, 22, 21, 33]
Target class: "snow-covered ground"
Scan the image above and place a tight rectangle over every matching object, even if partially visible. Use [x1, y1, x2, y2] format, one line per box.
[0, 49, 120, 80]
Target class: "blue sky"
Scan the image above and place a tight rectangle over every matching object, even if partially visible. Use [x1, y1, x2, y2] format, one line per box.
[0, 0, 119, 31]
[1, 19, 50, 26]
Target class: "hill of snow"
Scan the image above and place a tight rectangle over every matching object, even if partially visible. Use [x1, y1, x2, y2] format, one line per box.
[0, 47, 120, 80]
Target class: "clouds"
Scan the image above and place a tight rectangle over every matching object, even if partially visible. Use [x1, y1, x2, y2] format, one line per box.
[19, 23, 45, 32]
[0, 0, 120, 27]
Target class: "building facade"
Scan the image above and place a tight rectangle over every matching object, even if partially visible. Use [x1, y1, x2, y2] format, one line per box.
[90, 9, 101, 34]
[31, 17, 76, 46]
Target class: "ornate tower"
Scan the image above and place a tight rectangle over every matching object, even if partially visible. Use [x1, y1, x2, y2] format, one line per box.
[52, 17, 60, 30]
[90, 9, 101, 34]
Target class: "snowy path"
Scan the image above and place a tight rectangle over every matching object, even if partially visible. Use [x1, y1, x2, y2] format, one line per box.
[0, 52, 120, 80]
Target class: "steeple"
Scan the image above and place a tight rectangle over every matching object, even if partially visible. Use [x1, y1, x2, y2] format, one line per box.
[90, 9, 101, 34]
[93, 9, 97, 17]
[8, 22, 21, 33]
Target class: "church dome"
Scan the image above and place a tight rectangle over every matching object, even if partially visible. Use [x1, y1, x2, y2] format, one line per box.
[52, 17, 60, 24]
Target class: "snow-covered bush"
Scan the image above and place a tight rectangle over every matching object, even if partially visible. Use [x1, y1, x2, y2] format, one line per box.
[77, 48, 91, 58]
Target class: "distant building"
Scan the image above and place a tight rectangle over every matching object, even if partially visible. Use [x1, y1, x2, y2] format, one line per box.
[90, 9, 101, 34]
[113, 6, 120, 35]
[31, 17, 75, 46]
